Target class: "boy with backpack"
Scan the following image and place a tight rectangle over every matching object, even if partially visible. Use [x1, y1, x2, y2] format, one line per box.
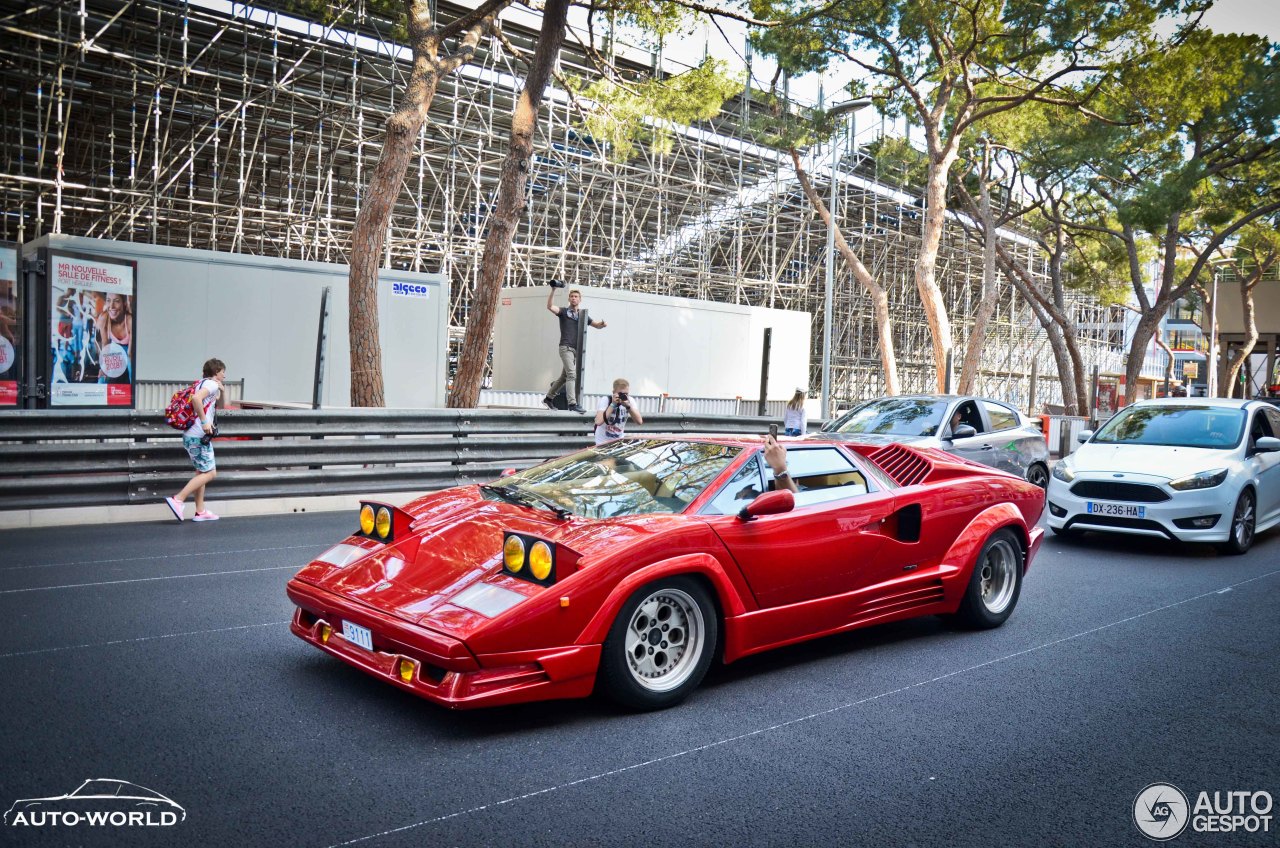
[163, 358, 226, 522]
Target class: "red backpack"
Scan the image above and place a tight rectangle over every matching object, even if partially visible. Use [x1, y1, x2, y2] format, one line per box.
[164, 380, 202, 431]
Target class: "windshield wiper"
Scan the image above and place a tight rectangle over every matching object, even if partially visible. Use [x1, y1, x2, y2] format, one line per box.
[480, 484, 573, 520]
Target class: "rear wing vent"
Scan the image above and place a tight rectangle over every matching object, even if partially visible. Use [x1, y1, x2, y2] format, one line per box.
[867, 444, 933, 487]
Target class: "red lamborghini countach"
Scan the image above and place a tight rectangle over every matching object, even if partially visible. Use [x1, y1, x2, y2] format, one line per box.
[286, 435, 1044, 710]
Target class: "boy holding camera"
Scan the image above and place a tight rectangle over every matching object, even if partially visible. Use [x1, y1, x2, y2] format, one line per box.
[164, 357, 226, 522]
[595, 378, 642, 445]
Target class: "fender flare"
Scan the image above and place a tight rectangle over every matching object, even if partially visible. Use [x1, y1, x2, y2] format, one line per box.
[576, 552, 746, 646]
[941, 502, 1030, 575]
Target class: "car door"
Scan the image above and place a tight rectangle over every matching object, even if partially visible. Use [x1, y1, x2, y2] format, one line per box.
[1254, 408, 1280, 524]
[701, 446, 897, 610]
[980, 399, 1031, 477]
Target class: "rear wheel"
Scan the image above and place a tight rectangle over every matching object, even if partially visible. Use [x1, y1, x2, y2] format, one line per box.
[954, 528, 1024, 629]
[598, 576, 717, 710]
[1026, 462, 1049, 489]
[1217, 489, 1255, 556]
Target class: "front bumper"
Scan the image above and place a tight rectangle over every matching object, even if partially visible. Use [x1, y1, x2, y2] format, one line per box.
[286, 579, 600, 709]
[1045, 477, 1231, 542]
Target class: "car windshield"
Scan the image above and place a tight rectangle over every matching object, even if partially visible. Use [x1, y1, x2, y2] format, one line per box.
[832, 398, 949, 437]
[486, 439, 742, 519]
[1092, 405, 1246, 449]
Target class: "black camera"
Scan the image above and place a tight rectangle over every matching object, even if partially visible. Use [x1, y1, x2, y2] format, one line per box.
[548, 278, 566, 289]
[199, 425, 220, 446]
[616, 392, 629, 403]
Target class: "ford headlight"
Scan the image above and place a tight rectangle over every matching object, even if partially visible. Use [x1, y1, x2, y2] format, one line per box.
[1169, 468, 1229, 491]
[1051, 461, 1075, 483]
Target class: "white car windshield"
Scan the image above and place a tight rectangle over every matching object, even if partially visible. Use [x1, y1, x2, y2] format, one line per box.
[485, 439, 743, 519]
[832, 398, 949, 437]
[1092, 405, 1246, 449]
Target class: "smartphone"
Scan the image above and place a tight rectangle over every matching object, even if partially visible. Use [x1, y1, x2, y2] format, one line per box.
[768, 423, 778, 439]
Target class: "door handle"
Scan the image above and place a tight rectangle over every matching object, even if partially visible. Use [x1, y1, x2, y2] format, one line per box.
[980, 445, 994, 451]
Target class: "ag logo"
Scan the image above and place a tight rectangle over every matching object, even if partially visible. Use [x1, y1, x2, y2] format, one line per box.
[1134, 783, 1190, 840]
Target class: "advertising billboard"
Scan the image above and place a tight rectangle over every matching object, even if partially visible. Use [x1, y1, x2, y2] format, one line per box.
[0, 242, 17, 406]
[48, 251, 137, 407]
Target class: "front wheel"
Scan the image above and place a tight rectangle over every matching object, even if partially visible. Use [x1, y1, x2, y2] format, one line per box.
[598, 576, 717, 710]
[1216, 488, 1256, 556]
[953, 528, 1024, 629]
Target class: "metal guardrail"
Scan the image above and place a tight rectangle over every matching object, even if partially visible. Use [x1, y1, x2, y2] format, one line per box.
[478, 389, 793, 418]
[0, 408, 782, 510]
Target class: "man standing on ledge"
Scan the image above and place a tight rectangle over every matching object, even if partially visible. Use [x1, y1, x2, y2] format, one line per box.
[543, 283, 606, 413]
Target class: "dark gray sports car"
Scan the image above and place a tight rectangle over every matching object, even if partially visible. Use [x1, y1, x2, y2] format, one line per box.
[821, 394, 1051, 488]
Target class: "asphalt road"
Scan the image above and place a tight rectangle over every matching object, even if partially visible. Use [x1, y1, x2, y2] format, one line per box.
[1, 510, 1277, 848]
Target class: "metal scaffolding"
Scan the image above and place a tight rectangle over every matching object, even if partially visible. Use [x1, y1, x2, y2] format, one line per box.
[0, 0, 1136, 409]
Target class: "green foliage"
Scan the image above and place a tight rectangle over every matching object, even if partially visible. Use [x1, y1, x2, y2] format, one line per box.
[1062, 228, 1134, 305]
[864, 136, 927, 188]
[578, 59, 744, 160]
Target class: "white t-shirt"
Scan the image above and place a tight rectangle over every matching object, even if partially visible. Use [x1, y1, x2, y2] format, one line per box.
[595, 397, 630, 445]
[783, 405, 807, 433]
[184, 378, 221, 437]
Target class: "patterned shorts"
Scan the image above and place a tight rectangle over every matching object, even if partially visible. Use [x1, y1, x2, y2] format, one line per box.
[182, 434, 216, 473]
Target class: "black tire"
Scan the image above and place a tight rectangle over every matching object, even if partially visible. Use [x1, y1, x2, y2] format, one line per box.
[598, 576, 717, 710]
[1216, 488, 1256, 556]
[1026, 462, 1050, 489]
[954, 528, 1024, 629]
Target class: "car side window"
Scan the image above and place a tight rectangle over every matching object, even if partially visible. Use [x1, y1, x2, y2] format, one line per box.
[772, 448, 871, 508]
[701, 455, 766, 516]
[1266, 408, 1280, 438]
[982, 400, 1018, 432]
[951, 400, 985, 435]
[1249, 410, 1275, 449]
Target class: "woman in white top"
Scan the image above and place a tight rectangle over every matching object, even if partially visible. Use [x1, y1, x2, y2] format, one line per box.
[783, 388, 807, 437]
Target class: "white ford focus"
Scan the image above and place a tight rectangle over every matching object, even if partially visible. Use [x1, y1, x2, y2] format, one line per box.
[1047, 398, 1280, 554]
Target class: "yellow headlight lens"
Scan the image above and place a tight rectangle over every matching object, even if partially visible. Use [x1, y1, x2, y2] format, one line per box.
[398, 659, 415, 682]
[503, 535, 525, 573]
[375, 506, 392, 539]
[529, 541, 553, 581]
[359, 504, 375, 536]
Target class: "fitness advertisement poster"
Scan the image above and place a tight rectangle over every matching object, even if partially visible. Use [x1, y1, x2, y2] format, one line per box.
[0, 242, 18, 406]
[48, 251, 137, 408]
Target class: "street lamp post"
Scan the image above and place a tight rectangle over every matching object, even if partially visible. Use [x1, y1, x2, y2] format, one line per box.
[821, 99, 871, 421]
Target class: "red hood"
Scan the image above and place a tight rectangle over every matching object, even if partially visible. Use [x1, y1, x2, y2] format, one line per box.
[294, 487, 693, 639]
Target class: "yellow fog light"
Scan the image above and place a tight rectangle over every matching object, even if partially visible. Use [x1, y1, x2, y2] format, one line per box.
[359, 504, 375, 536]
[375, 506, 392, 540]
[320, 623, 333, 643]
[503, 535, 526, 573]
[398, 659, 416, 683]
[529, 541, 553, 581]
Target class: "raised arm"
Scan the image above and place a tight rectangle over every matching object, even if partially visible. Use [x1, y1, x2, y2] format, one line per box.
[546, 289, 561, 315]
[763, 435, 798, 493]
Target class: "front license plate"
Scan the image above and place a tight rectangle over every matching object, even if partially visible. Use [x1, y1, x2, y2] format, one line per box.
[341, 620, 373, 652]
[1086, 501, 1146, 518]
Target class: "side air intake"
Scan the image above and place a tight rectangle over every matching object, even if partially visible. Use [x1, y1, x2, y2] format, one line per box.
[867, 444, 933, 487]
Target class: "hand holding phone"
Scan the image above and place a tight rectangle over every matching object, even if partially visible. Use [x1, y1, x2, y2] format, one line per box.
[768, 423, 778, 439]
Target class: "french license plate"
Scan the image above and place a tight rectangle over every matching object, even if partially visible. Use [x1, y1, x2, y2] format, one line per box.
[341, 620, 373, 652]
[1086, 501, 1145, 518]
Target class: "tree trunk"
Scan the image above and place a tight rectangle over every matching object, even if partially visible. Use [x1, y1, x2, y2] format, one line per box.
[959, 146, 998, 394]
[790, 148, 900, 395]
[348, 2, 444, 407]
[1224, 275, 1261, 398]
[449, 0, 571, 408]
[917, 151, 958, 392]
[1124, 310, 1164, 409]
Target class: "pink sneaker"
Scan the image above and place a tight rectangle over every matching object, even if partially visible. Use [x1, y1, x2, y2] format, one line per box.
[164, 496, 184, 522]
[192, 510, 220, 522]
